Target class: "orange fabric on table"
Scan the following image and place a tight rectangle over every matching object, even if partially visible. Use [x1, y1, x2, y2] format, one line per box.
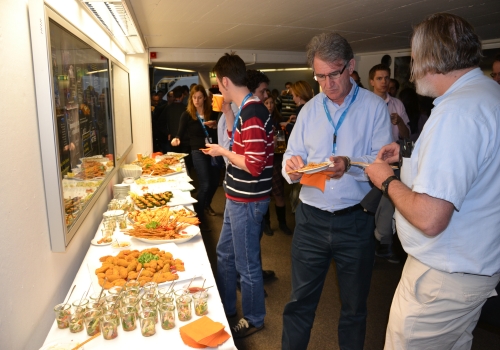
[300, 170, 334, 192]
[179, 316, 231, 348]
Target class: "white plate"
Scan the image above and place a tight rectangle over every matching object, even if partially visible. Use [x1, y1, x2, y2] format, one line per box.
[166, 152, 189, 159]
[131, 225, 201, 244]
[91, 238, 111, 246]
[88, 242, 203, 293]
[297, 162, 333, 174]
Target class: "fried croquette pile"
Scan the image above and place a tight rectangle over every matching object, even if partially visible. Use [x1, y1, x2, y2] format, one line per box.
[95, 248, 185, 289]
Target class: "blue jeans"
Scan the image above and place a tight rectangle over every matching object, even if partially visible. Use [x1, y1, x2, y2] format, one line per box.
[282, 202, 375, 350]
[216, 197, 270, 327]
[191, 150, 220, 220]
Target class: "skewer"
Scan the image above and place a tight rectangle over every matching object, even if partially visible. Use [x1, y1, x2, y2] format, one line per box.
[62, 285, 76, 308]
[84, 283, 93, 299]
[71, 332, 101, 350]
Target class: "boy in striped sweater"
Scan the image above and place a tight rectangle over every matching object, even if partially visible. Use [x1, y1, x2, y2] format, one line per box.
[202, 53, 273, 338]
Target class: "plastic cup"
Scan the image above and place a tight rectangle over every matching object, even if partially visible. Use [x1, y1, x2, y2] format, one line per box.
[176, 294, 192, 321]
[120, 306, 137, 331]
[138, 309, 156, 337]
[84, 309, 101, 336]
[159, 303, 176, 330]
[193, 291, 209, 316]
[54, 303, 72, 329]
[100, 312, 119, 340]
[212, 94, 224, 112]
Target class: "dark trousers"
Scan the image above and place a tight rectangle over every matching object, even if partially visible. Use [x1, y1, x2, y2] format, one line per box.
[191, 150, 220, 222]
[282, 202, 375, 350]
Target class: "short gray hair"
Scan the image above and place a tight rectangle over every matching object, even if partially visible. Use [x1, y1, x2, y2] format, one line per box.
[306, 33, 354, 68]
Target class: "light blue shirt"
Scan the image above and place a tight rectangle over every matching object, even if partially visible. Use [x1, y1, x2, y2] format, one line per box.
[396, 68, 500, 275]
[282, 79, 392, 212]
[217, 103, 239, 165]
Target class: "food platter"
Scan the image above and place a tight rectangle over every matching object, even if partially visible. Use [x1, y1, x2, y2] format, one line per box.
[131, 225, 201, 245]
[88, 243, 203, 293]
[296, 161, 333, 174]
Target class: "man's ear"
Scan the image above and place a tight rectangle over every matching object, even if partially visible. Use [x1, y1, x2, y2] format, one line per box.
[220, 77, 230, 91]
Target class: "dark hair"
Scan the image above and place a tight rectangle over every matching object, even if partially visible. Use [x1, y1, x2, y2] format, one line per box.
[390, 78, 400, 91]
[212, 53, 248, 87]
[369, 64, 391, 80]
[187, 85, 212, 121]
[246, 70, 270, 93]
[411, 13, 482, 81]
[208, 87, 220, 94]
[307, 33, 354, 68]
[285, 82, 292, 86]
[172, 86, 183, 99]
[264, 96, 282, 125]
[494, 54, 500, 64]
[399, 88, 420, 134]
[181, 85, 190, 94]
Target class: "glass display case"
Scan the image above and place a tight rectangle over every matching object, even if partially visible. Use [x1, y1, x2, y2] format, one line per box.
[29, 4, 133, 251]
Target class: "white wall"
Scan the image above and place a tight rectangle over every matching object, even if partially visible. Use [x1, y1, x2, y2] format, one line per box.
[0, 1, 149, 348]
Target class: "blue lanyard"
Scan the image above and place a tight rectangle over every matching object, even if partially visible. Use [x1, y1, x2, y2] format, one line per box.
[229, 93, 253, 149]
[196, 112, 209, 137]
[323, 84, 359, 154]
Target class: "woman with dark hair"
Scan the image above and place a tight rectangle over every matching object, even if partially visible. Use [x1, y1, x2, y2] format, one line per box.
[171, 85, 219, 231]
[263, 95, 292, 235]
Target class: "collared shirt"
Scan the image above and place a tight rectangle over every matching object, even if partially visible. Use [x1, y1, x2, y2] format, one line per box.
[395, 68, 500, 275]
[385, 95, 410, 141]
[217, 102, 239, 165]
[282, 78, 392, 212]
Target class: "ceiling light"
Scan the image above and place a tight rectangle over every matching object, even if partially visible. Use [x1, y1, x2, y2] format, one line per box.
[81, 0, 144, 54]
[260, 68, 312, 72]
[154, 67, 197, 73]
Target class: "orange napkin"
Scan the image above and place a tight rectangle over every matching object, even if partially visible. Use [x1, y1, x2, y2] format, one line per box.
[300, 170, 334, 192]
[179, 316, 231, 348]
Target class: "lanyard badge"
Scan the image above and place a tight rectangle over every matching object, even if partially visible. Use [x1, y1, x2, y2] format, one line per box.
[229, 93, 253, 150]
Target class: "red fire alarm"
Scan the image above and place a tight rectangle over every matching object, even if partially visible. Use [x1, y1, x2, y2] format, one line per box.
[150, 52, 157, 59]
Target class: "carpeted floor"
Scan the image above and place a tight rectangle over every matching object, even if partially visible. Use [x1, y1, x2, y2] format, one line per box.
[194, 176, 499, 350]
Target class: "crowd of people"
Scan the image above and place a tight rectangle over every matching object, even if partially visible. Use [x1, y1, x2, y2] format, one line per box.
[149, 12, 500, 349]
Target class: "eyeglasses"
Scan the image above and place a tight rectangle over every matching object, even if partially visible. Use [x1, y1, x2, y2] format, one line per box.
[314, 63, 348, 82]
[491, 72, 500, 78]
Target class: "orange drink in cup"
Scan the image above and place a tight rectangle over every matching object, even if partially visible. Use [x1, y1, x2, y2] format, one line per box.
[212, 94, 224, 112]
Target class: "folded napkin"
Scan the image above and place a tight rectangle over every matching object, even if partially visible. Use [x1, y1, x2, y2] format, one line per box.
[179, 316, 231, 348]
[300, 170, 334, 192]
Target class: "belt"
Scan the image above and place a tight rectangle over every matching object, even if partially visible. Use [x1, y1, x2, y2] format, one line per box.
[331, 204, 363, 216]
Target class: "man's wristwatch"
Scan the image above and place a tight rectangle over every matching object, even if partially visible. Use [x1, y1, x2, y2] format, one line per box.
[381, 175, 399, 197]
[343, 156, 351, 172]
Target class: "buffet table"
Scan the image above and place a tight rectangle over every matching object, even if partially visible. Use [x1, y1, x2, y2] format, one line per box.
[42, 168, 236, 350]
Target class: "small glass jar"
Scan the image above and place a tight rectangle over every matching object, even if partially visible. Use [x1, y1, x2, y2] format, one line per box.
[69, 312, 85, 333]
[193, 291, 209, 316]
[100, 312, 119, 340]
[54, 303, 72, 329]
[176, 294, 192, 322]
[159, 303, 175, 330]
[84, 309, 101, 336]
[72, 299, 89, 314]
[138, 309, 156, 337]
[120, 306, 137, 332]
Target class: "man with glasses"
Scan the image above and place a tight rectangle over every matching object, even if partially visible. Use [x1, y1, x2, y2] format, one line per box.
[281, 33, 392, 350]
[491, 54, 500, 84]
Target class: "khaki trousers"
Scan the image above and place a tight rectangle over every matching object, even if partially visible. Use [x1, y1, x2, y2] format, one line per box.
[385, 255, 499, 350]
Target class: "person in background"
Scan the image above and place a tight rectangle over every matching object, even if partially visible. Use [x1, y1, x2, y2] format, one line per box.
[166, 90, 175, 105]
[181, 85, 190, 105]
[365, 13, 500, 349]
[190, 82, 197, 91]
[282, 32, 392, 350]
[351, 70, 365, 88]
[150, 92, 163, 152]
[272, 88, 283, 112]
[398, 87, 432, 142]
[369, 64, 410, 141]
[171, 85, 219, 232]
[281, 81, 292, 96]
[203, 53, 274, 339]
[369, 64, 410, 263]
[491, 54, 500, 84]
[263, 95, 293, 236]
[388, 78, 400, 97]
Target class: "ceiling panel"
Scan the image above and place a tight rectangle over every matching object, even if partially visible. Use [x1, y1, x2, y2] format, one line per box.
[128, 0, 500, 68]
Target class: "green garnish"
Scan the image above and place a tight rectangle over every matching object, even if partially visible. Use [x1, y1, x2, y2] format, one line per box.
[145, 221, 160, 229]
[138, 252, 159, 264]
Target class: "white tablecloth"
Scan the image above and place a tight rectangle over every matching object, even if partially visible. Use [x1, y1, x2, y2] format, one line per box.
[42, 172, 236, 350]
